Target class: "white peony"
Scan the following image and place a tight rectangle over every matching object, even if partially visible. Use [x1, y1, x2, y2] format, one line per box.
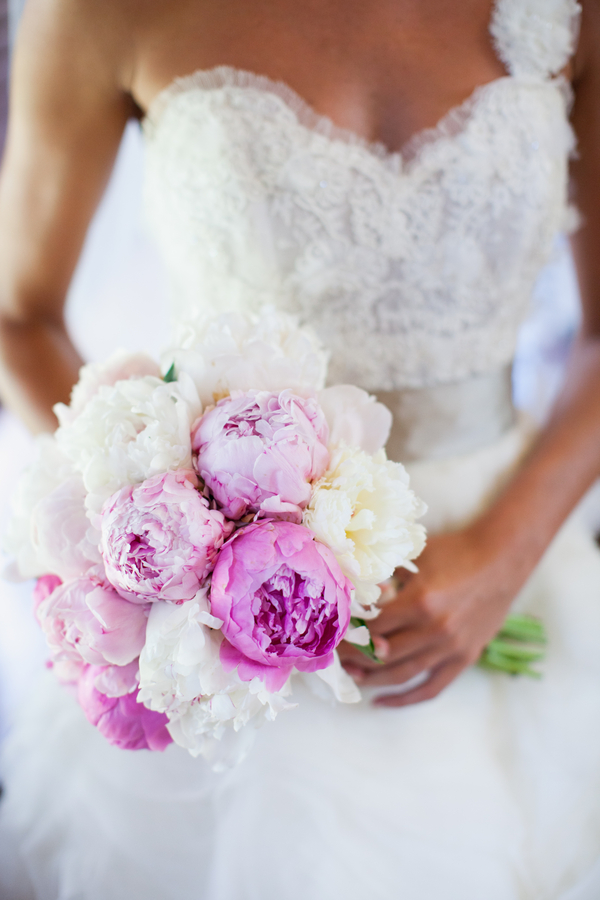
[138, 593, 294, 760]
[167, 712, 261, 770]
[55, 350, 161, 426]
[313, 651, 362, 703]
[5, 436, 100, 580]
[303, 445, 427, 616]
[166, 683, 294, 767]
[162, 307, 328, 406]
[55, 373, 202, 515]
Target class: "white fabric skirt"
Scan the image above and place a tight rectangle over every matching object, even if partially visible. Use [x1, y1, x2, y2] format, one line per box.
[2, 423, 600, 900]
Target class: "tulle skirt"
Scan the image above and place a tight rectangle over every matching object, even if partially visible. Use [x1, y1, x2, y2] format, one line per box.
[2, 423, 600, 900]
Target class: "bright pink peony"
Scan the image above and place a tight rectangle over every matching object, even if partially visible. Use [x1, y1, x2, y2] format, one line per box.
[192, 389, 329, 522]
[36, 568, 149, 666]
[101, 471, 233, 603]
[211, 520, 352, 691]
[78, 664, 172, 751]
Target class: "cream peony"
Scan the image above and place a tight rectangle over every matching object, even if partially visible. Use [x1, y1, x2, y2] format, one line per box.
[303, 445, 427, 615]
[55, 373, 202, 515]
[162, 307, 328, 406]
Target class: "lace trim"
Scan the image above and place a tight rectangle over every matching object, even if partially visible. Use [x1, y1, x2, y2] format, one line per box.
[144, 65, 516, 169]
[491, 0, 581, 78]
[145, 66, 395, 160]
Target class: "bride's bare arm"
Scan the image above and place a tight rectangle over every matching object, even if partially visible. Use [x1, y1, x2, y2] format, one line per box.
[0, 0, 136, 432]
[340, 0, 600, 704]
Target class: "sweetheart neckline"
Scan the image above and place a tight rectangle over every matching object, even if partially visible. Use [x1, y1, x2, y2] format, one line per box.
[143, 64, 523, 173]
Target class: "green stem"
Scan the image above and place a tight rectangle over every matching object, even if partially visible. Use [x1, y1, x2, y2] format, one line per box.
[477, 614, 547, 679]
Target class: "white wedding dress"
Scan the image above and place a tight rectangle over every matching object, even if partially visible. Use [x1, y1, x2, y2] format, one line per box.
[3, 1, 600, 898]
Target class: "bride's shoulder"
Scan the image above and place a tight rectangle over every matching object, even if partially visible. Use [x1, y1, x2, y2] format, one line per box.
[16, 0, 199, 96]
[15, 0, 141, 90]
[19, 0, 130, 42]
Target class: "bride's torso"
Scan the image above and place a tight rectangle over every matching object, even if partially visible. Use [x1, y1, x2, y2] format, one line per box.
[134, 0, 580, 393]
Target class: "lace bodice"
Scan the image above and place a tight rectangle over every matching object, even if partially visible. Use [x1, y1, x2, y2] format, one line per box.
[143, 0, 580, 391]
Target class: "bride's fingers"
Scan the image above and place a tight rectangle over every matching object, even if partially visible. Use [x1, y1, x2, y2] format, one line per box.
[372, 658, 465, 707]
[354, 645, 448, 688]
[339, 626, 441, 671]
[378, 569, 416, 603]
[369, 583, 426, 636]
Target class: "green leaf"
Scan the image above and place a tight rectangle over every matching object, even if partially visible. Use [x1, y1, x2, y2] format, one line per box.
[163, 363, 177, 383]
[349, 617, 383, 664]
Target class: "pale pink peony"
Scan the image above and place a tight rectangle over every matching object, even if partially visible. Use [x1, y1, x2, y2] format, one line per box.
[36, 568, 149, 667]
[211, 520, 353, 691]
[92, 658, 140, 697]
[50, 652, 140, 697]
[30, 476, 102, 581]
[317, 384, 392, 454]
[101, 471, 233, 603]
[77, 664, 172, 751]
[192, 389, 329, 522]
[33, 576, 86, 689]
[49, 658, 85, 690]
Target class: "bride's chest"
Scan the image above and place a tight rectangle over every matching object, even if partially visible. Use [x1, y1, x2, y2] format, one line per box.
[143, 74, 573, 276]
[133, 0, 503, 154]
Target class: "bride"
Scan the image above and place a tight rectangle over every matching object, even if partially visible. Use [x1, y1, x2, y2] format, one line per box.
[1, 0, 600, 897]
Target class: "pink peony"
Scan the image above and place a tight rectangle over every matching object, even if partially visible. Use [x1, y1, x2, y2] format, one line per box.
[192, 389, 329, 522]
[33, 574, 62, 616]
[78, 664, 172, 751]
[91, 659, 140, 697]
[36, 568, 149, 666]
[211, 520, 353, 691]
[101, 471, 233, 604]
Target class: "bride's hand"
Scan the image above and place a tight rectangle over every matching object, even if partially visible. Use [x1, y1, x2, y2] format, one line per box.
[338, 526, 523, 707]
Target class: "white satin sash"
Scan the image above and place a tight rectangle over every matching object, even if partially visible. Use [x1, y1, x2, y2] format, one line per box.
[378, 365, 515, 462]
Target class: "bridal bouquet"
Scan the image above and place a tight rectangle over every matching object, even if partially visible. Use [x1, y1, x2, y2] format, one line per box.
[6, 309, 427, 765]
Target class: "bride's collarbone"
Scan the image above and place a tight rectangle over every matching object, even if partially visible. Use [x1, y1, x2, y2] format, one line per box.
[127, 0, 507, 154]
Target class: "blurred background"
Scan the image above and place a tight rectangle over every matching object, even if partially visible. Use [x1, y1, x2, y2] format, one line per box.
[0, 0, 594, 757]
